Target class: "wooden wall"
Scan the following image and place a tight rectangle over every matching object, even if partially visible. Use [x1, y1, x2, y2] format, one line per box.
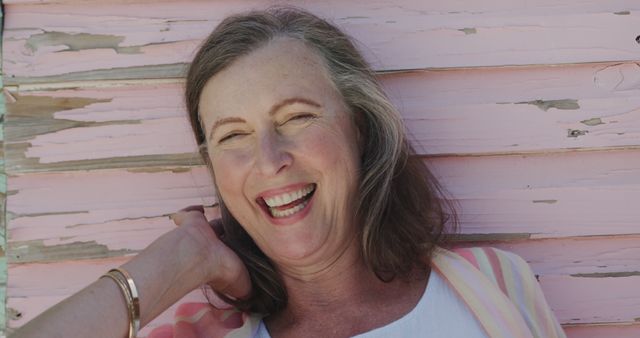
[2, 1, 639, 336]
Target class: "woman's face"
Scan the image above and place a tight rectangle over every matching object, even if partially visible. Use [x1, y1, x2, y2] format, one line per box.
[198, 38, 362, 267]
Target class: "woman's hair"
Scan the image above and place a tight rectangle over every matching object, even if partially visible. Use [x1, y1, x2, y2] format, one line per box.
[185, 6, 457, 315]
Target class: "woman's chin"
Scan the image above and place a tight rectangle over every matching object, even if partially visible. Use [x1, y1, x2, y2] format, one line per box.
[268, 240, 321, 263]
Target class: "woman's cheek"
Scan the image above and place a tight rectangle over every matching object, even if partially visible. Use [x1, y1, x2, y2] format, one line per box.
[297, 125, 341, 157]
[211, 149, 253, 195]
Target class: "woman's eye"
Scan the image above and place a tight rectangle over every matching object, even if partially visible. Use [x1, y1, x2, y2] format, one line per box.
[218, 132, 246, 143]
[284, 113, 316, 124]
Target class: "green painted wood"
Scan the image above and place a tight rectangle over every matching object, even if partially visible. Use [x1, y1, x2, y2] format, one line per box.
[1, 3, 8, 334]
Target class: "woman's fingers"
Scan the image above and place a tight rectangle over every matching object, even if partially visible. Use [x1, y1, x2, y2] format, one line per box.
[171, 207, 225, 238]
[170, 206, 252, 300]
[169, 205, 205, 226]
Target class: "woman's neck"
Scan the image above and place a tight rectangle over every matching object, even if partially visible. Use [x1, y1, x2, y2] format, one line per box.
[265, 242, 430, 337]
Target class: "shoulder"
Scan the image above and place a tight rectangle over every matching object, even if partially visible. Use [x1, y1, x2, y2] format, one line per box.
[449, 246, 538, 291]
[442, 246, 566, 338]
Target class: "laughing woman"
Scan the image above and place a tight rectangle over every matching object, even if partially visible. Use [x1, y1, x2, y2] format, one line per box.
[13, 7, 566, 338]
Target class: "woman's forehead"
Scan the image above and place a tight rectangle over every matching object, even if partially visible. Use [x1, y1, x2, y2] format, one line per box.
[199, 39, 339, 118]
[209, 39, 331, 90]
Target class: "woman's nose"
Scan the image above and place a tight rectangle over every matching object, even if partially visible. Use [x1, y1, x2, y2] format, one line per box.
[254, 130, 292, 176]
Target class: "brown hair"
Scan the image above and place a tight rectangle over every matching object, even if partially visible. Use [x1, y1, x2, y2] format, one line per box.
[185, 6, 457, 315]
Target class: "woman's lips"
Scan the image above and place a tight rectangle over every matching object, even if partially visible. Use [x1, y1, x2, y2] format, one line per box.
[256, 184, 316, 225]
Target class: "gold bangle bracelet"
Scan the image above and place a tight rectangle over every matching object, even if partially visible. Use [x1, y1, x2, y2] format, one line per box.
[111, 268, 140, 336]
[101, 268, 140, 338]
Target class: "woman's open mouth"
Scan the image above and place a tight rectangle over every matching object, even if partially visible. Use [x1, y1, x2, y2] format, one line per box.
[258, 183, 316, 219]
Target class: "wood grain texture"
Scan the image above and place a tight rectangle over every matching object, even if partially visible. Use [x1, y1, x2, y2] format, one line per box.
[431, 149, 640, 238]
[540, 275, 640, 325]
[565, 324, 640, 338]
[388, 62, 640, 156]
[7, 167, 216, 263]
[4, 83, 202, 173]
[5, 61, 639, 173]
[4, 1, 640, 83]
[484, 236, 640, 276]
[1, 5, 9, 331]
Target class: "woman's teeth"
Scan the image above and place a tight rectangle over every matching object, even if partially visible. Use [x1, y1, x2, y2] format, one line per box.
[270, 200, 310, 218]
[263, 184, 315, 218]
[264, 184, 314, 207]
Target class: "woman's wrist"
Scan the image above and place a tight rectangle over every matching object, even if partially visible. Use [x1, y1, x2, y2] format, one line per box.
[120, 225, 214, 327]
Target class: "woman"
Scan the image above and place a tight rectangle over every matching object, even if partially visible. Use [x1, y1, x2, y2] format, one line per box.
[12, 7, 566, 338]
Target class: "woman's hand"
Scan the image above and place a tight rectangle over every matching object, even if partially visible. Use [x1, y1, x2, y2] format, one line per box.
[170, 205, 252, 301]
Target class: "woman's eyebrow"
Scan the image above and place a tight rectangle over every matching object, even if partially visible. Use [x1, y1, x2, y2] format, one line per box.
[208, 97, 322, 139]
[209, 117, 246, 140]
[268, 97, 321, 116]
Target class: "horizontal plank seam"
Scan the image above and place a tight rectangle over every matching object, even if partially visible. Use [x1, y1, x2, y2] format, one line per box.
[4, 60, 639, 91]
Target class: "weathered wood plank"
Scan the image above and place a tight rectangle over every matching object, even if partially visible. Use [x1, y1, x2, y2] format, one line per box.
[1, 9, 9, 331]
[565, 324, 640, 338]
[389, 62, 640, 156]
[6, 167, 217, 263]
[4, 1, 640, 83]
[4, 83, 202, 173]
[461, 236, 640, 277]
[6, 149, 640, 265]
[540, 275, 640, 325]
[5, 61, 640, 173]
[433, 149, 640, 238]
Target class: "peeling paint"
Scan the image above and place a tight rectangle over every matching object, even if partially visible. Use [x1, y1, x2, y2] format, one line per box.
[568, 129, 588, 138]
[533, 199, 557, 204]
[6, 63, 188, 86]
[2, 94, 209, 173]
[65, 215, 174, 228]
[458, 28, 477, 35]
[12, 210, 89, 218]
[8, 239, 137, 263]
[5, 147, 202, 174]
[25, 32, 142, 54]
[581, 118, 605, 126]
[5, 94, 114, 142]
[594, 63, 640, 91]
[126, 166, 194, 174]
[516, 99, 580, 111]
[7, 307, 22, 321]
[614, 11, 631, 15]
[570, 271, 640, 278]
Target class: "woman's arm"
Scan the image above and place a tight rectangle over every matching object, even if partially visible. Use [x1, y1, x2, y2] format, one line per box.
[11, 209, 251, 338]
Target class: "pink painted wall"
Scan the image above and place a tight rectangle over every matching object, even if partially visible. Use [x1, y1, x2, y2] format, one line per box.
[2, 1, 639, 336]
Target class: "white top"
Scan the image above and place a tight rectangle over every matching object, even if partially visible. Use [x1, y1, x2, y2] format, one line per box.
[253, 268, 488, 338]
